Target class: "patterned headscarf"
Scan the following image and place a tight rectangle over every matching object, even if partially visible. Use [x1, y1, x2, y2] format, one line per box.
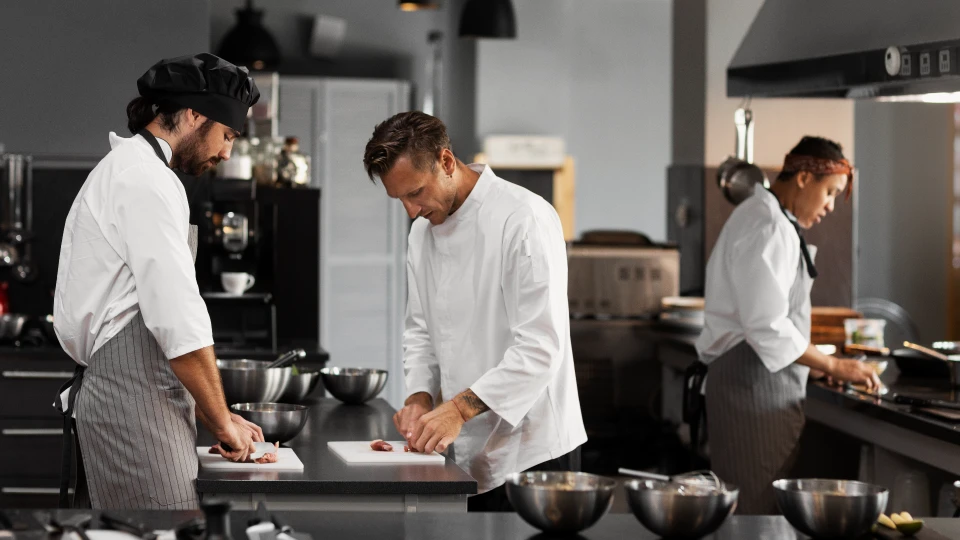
[781, 154, 855, 200]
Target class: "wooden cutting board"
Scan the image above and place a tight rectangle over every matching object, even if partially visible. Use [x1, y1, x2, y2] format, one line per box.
[196, 447, 305, 471]
[327, 441, 446, 464]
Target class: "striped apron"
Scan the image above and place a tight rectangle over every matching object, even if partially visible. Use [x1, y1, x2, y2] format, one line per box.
[57, 130, 202, 509]
[704, 246, 816, 515]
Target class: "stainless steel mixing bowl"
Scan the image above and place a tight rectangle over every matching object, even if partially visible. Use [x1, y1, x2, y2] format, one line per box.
[773, 478, 888, 539]
[319, 367, 388, 405]
[504, 471, 616, 534]
[217, 359, 292, 405]
[625, 479, 738, 538]
[278, 369, 322, 403]
[231, 402, 309, 443]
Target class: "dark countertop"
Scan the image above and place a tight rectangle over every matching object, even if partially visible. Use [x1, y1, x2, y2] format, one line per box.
[3, 510, 960, 539]
[195, 398, 477, 496]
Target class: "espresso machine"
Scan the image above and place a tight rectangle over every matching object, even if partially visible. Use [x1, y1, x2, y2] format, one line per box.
[181, 176, 320, 354]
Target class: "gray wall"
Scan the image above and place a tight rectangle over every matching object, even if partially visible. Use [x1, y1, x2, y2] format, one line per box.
[476, 0, 673, 240]
[855, 102, 953, 342]
[210, 0, 477, 156]
[0, 1, 210, 157]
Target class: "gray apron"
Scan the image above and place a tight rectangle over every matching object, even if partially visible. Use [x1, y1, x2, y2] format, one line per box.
[57, 130, 202, 509]
[705, 245, 816, 515]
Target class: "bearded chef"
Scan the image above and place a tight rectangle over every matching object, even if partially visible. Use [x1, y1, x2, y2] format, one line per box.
[362, 111, 587, 512]
[53, 53, 265, 509]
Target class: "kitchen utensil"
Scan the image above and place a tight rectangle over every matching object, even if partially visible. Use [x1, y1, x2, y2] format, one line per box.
[618, 467, 723, 489]
[231, 402, 308, 443]
[893, 394, 960, 410]
[217, 359, 293, 404]
[217, 441, 278, 460]
[0, 313, 27, 341]
[892, 347, 960, 381]
[905, 341, 950, 361]
[772, 478, 888, 539]
[197, 447, 304, 471]
[902, 341, 960, 386]
[278, 369, 322, 404]
[326, 441, 445, 464]
[845, 343, 891, 356]
[319, 367, 388, 405]
[624, 478, 739, 538]
[13, 155, 35, 283]
[717, 105, 769, 205]
[266, 348, 305, 369]
[504, 471, 616, 534]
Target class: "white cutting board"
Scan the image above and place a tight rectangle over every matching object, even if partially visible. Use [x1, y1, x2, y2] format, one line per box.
[197, 447, 305, 471]
[328, 441, 446, 464]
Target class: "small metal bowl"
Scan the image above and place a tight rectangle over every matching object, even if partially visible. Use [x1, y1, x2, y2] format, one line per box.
[217, 359, 293, 405]
[625, 479, 738, 538]
[319, 367, 388, 405]
[231, 402, 309, 444]
[278, 369, 322, 404]
[773, 479, 888, 539]
[505, 471, 616, 534]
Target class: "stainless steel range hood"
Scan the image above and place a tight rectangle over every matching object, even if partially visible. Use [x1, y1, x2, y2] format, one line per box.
[727, 0, 960, 101]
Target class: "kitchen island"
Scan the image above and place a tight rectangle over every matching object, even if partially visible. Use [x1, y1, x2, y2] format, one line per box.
[196, 398, 477, 512]
[3, 509, 960, 539]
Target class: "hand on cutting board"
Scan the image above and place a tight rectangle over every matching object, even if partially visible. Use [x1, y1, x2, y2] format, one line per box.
[215, 421, 257, 462]
[407, 401, 465, 454]
[394, 392, 433, 442]
[829, 358, 882, 391]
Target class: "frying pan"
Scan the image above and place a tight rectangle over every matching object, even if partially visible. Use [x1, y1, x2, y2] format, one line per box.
[717, 106, 769, 205]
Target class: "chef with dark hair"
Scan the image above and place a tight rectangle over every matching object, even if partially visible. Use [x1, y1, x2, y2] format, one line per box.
[54, 53, 264, 509]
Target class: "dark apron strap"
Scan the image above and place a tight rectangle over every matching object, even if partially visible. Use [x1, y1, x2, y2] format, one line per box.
[683, 361, 709, 464]
[137, 129, 170, 167]
[55, 364, 85, 508]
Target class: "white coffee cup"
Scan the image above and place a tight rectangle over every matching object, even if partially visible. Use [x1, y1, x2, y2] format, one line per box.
[221, 272, 255, 295]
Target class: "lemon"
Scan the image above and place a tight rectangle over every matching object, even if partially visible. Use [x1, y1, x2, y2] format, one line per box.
[900, 511, 914, 522]
[890, 513, 904, 525]
[896, 519, 924, 536]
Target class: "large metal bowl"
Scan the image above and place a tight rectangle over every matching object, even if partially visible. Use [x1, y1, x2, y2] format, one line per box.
[278, 369, 322, 404]
[773, 479, 888, 539]
[217, 359, 292, 405]
[231, 402, 309, 443]
[319, 367, 388, 405]
[505, 471, 616, 534]
[625, 479, 738, 538]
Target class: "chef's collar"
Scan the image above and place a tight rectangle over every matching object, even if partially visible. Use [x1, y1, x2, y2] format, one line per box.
[758, 186, 799, 223]
[444, 163, 494, 223]
[153, 136, 173, 163]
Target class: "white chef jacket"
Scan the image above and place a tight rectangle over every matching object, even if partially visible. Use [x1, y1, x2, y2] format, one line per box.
[404, 164, 587, 494]
[695, 187, 811, 372]
[54, 132, 213, 366]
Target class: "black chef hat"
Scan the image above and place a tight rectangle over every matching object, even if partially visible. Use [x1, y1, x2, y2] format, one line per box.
[137, 53, 260, 132]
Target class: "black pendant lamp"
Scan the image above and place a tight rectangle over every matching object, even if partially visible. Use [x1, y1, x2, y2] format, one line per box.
[217, 0, 280, 71]
[399, 0, 441, 11]
[459, 0, 516, 39]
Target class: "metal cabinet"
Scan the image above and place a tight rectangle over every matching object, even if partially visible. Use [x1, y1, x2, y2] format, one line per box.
[278, 77, 411, 408]
[0, 350, 75, 508]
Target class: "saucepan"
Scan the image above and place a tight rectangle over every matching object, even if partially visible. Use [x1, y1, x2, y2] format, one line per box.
[717, 105, 769, 205]
[894, 342, 960, 387]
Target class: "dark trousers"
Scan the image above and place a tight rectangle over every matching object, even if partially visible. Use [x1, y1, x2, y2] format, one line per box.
[467, 447, 582, 512]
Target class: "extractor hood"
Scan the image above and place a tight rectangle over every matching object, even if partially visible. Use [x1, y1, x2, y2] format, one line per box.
[727, 0, 960, 101]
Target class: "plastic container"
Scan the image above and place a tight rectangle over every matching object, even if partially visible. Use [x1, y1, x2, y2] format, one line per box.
[844, 318, 886, 348]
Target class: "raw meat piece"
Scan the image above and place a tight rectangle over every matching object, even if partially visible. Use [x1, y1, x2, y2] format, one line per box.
[209, 442, 280, 463]
[370, 439, 393, 452]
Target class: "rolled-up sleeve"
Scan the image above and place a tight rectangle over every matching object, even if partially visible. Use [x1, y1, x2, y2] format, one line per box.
[111, 166, 213, 359]
[403, 253, 441, 402]
[470, 209, 567, 427]
[729, 225, 808, 372]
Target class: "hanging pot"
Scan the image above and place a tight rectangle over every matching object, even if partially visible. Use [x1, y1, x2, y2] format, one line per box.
[717, 107, 769, 205]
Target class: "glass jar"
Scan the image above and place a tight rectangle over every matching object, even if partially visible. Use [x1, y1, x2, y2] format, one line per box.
[277, 137, 310, 187]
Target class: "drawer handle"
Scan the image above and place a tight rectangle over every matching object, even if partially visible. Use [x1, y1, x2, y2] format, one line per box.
[1, 429, 62, 436]
[1, 370, 73, 379]
[1, 487, 71, 495]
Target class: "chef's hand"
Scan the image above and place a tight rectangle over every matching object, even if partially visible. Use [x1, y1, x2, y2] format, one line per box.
[408, 401, 465, 454]
[830, 358, 882, 391]
[231, 413, 265, 442]
[394, 392, 433, 443]
[215, 421, 257, 462]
